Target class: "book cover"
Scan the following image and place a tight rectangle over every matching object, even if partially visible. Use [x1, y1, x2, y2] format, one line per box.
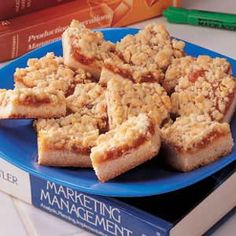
[0, 0, 181, 62]
[0, 0, 74, 20]
[0, 155, 235, 236]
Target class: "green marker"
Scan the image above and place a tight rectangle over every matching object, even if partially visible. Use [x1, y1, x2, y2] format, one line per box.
[163, 7, 236, 31]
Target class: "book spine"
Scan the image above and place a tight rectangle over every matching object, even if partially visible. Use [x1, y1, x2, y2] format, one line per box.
[0, 31, 18, 62]
[0, 157, 171, 236]
[0, 0, 73, 20]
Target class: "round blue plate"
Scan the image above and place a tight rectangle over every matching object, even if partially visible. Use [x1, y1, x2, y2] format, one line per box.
[0, 28, 235, 197]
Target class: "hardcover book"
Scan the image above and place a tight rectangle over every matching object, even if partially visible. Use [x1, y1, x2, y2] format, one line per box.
[0, 156, 235, 236]
[0, 0, 181, 61]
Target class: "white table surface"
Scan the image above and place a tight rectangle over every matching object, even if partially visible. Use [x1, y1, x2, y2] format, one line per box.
[0, 0, 236, 235]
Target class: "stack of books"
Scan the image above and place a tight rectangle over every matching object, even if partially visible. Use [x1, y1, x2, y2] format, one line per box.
[0, 0, 181, 62]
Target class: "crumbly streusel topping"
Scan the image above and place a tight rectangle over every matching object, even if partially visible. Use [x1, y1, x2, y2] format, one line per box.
[104, 57, 163, 83]
[106, 78, 171, 129]
[102, 24, 185, 83]
[67, 20, 116, 67]
[14, 52, 92, 95]
[164, 55, 231, 93]
[161, 114, 231, 152]
[116, 24, 184, 69]
[67, 21, 185, 84]
[66, 83, 107, 130]
[171, 64, 236, 121]
[91, 113, 154, 161]
[171, 39, 186, 58]
[0, 89, 11, 106]
[73, 68, 94, 84]
[36, 112, 100, 151]
[14, 53, 73, 92]
[0, 87, 65, 106]
[163, 56, 194, 93]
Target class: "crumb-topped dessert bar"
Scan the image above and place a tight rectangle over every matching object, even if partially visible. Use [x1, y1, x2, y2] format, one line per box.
[0, 87, 66, 119]
[171, 62, 236, 122]
[91, 113, 161, 182]
[161, 114, 234, 172]
[66, 83, 107, 131]
[100, 24, 185, 84]
[62, 20, 118, 78]
[164, 55, 232, 94]
[1, 19, 234, 182]
[36, 112, 101, 167]
[106, 77, 171, 129]
[14, 52, 93, 96]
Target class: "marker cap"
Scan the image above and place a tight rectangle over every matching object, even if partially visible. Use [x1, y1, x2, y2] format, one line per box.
[163, 7, 188, 24]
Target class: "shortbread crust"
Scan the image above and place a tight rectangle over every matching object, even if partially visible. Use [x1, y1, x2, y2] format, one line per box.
[161, 114, 233, 171]
[36, 113, 101, 167]
[91, 114, 161, 182]
[0, 87, 66, 119]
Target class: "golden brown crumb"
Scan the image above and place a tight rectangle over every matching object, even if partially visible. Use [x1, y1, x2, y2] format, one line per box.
[14, 53, 93, 96]
[106, 78, 171, 129]
[66, 83, 107, 130]
[164, 55, 231, 94]
[0, 89, 10, 107]
[73, 68, 95, 84]
[163, 56, 194, 93]
[171, 39, 186, 58]
[103, 58, 163, 84]
[67, 20, 117, 68]
[35, 112, 100, 153]
[0, 87, 65, 107]
[117, 24, 184, 70]
[91, 113, 156, 163]
[171, 64, 236, 121]
[103, 24, 185, 83]
[161, 114, 231, 152]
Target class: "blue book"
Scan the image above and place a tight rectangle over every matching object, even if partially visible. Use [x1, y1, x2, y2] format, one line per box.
[0, 156, 235, 236]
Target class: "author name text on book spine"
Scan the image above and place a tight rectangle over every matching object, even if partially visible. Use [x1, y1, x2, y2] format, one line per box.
[0, 158, 32, 203]
[0, 168, 18, 185]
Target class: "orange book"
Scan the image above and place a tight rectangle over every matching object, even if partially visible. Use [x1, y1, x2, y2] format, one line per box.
[0, 0, 181, 62]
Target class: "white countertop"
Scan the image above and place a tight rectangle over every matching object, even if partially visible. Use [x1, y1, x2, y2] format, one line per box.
[0, 0, 236, 235]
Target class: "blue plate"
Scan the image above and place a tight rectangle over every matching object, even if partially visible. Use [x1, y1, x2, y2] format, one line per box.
[0, 28, 235, 197]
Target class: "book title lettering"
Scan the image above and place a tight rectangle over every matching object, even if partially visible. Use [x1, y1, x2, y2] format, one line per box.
[40, 181, 133, 236]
